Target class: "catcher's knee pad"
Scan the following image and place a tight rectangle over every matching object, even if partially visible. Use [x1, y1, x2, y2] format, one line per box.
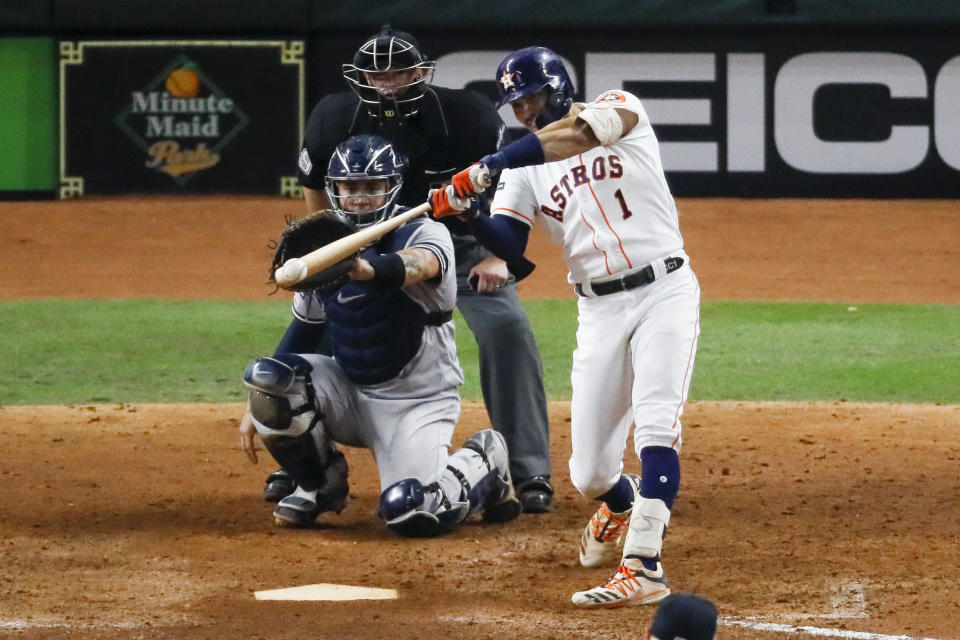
[244, 354, 317, 438]
[622, 496, 672, 560]
[379, 478, 468, 537]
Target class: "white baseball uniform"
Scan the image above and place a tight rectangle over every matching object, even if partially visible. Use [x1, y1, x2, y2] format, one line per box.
[491, 89, 701, 498]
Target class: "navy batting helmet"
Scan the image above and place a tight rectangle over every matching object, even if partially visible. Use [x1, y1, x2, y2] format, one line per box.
[649, 593, 718, 640]
[342, 24, 436, 119]
[495, 46, 574, 128]
[325, 134, 407, 228]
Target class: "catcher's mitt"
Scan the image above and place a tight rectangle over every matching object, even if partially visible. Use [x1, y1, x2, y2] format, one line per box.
[269, 209, 358, 292]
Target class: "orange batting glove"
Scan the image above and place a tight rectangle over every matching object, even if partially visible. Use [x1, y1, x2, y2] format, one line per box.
[430, 185, 472, 218]
[450, 163, 492, 198]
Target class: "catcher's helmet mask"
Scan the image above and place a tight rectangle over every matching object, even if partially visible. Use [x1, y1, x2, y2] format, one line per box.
[325, 134, 407, 228]
[343, 24, 436, 119]
[495, 46, 574, 129]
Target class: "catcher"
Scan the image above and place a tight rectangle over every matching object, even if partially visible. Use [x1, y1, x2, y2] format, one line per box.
[238, 134, 521, 535]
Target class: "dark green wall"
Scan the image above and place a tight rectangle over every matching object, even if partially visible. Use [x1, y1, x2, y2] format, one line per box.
[0, 38, 57, 191]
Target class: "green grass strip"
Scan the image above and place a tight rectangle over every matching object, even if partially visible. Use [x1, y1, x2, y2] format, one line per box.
[694, 301, 959, 403]
[0, 300, 957, 406]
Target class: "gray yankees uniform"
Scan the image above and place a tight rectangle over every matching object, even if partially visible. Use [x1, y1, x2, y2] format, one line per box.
[244, 209, 521, 536]
[288, 218, 463, 491]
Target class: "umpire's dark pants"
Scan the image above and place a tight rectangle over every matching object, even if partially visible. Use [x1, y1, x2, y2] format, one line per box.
[455, 244, 551, 482]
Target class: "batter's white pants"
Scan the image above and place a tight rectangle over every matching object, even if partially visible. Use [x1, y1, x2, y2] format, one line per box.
[568, 266, 701, 499]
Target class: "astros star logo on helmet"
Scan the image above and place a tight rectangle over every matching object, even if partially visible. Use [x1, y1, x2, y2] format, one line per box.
[499, 71, 516, 89]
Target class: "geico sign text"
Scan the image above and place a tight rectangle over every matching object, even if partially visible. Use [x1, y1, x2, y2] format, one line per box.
[436, 51, 960, 175]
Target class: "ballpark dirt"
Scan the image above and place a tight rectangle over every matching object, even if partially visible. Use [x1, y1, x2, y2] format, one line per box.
[1, 197, 958, 639]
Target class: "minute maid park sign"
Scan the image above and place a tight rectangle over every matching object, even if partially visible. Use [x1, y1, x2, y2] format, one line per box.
[114, 54, 250, 184]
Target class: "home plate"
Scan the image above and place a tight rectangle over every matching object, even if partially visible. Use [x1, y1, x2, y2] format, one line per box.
[254, 583, 398, 601]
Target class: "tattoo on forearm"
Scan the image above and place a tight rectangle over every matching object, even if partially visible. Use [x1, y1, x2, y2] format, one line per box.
[400, 252, 427, 281]
[397, 248, 439, 283]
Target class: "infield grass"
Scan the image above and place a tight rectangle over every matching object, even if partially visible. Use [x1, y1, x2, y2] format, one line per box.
[0, 299, 957, 405]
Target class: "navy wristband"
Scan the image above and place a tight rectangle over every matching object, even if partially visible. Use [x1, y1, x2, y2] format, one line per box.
[367, 253, 406, 288]
[480, 133, 545, 170]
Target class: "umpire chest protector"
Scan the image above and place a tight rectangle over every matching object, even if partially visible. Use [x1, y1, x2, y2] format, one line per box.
[321, 222, 448, 385]
[301, 88, 503, 236]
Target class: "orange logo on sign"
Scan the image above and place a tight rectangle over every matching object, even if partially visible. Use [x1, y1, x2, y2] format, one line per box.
[165, 68, 200, 98]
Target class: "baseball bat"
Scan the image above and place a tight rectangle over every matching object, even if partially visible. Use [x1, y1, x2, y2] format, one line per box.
[274, 201, 432, 289]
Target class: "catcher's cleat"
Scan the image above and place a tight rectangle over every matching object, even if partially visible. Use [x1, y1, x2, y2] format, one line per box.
[482, 465, 522, 523]
[571, 559, 670, 609]
[273, 482, 349, 528]
[483, 481, 522, 523]
[579, 474, 639, 568]
[263, 469, 296, 503]
[516, 475, 554, 513]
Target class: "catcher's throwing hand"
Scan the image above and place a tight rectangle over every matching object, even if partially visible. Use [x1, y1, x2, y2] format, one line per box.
[238, 406, 259, 464]
[450, 163, 492, 198]
[348, 257, 374, 281]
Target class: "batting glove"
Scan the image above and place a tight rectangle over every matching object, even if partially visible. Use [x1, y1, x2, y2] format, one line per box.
[430, 185, 474, 218]
[450, 163, 492, 198]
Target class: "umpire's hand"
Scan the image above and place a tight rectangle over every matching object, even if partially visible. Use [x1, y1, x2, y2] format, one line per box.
[469, 255, 509, 294]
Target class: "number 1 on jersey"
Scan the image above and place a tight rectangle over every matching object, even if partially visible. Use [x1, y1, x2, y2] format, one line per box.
[614, 188, 633, 220]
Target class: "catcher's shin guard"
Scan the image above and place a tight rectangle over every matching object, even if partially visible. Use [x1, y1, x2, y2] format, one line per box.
[380, 429, 521, 536]
[244, 354, 326, 491]
[446, 429, 521, 523]
[257, 428, 329, 493]
[379, 478, 468, 537]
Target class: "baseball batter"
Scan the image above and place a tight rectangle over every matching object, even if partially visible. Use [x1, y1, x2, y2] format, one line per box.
[433, 47, 700, 606]
[242, 135, 522, 535]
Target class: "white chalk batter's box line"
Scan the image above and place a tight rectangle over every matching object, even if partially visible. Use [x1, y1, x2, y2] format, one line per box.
[720, 618, 949, 640]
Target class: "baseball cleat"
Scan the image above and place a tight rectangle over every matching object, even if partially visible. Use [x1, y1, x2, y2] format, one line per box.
[482, 473, 522, 523]
[273, 484, 349, 528]
[571, 559, 670, 609]
[579, 474, 639, 568]
[516, 475, 554, 513]
[263, 469, 296, 503]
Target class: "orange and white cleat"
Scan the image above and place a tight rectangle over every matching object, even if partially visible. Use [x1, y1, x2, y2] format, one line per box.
[571, 560, 670, 609]
[578, 474, 638, 568]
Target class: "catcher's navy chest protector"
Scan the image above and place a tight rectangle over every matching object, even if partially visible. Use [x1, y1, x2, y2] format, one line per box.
[322, 222, 445, 385]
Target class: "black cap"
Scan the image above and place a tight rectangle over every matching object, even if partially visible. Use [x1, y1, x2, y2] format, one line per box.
[649, 593, 718, 640]
[354, 23, 426, 71]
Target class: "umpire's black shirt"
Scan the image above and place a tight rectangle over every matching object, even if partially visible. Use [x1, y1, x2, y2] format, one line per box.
[296, 86, 507, 258]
